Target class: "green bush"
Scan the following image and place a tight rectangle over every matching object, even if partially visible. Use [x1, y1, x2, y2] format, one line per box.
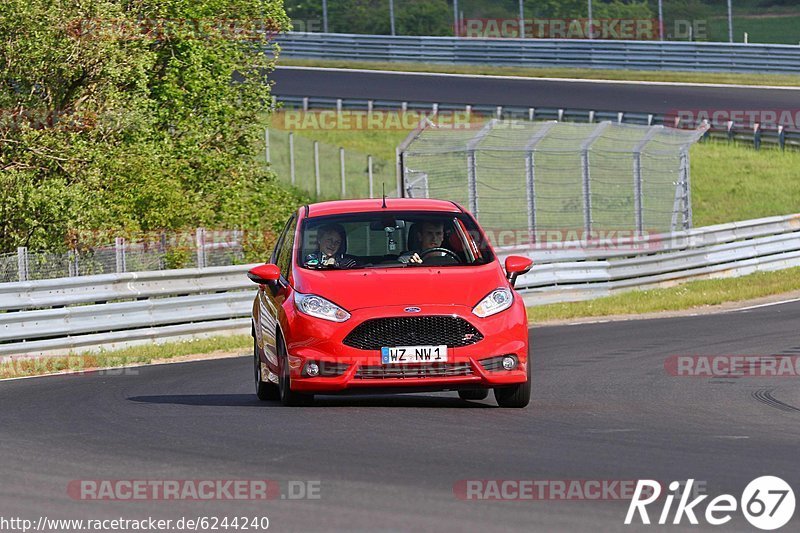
[0, 0, 306, 256]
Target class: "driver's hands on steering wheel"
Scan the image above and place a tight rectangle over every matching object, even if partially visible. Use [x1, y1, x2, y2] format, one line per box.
[398, 251, 422, 264]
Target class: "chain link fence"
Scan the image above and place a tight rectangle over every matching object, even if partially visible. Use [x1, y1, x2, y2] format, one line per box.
[399, 118, 707, 246]
[1, 229, 245, 283]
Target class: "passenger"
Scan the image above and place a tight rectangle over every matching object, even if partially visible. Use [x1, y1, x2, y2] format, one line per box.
[304, 223, 358, 268]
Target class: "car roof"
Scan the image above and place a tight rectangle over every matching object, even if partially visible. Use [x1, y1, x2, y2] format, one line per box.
[304, 198, 463, 218]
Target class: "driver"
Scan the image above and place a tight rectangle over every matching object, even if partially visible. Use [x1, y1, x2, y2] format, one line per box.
[399, 220, 451, 264]
[304, 223, 358, 268]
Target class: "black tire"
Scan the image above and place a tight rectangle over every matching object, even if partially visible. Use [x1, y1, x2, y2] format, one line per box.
[277, 338, 314, 407]
[458, 389, 489, 401]
[254, 338, 279, 401]
[493, 360, 531, 408]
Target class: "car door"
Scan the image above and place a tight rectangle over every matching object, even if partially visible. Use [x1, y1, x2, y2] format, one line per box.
[257, 215, 296, 370]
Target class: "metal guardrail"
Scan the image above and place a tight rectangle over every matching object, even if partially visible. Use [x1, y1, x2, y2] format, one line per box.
[0, 265, 256, 357]
[502, 214, 800, 305]
[277, 32, 800, 74]
[2, 214, 799, 357]
[275, 95, 800, 150]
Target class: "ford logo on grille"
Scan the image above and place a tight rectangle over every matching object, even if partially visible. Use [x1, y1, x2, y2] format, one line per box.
[404, 307, 421, 313]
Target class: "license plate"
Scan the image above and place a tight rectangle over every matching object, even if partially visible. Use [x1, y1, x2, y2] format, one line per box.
[381, 345, 448, 364]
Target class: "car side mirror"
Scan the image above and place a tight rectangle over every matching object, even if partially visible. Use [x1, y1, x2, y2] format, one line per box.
[504, 256, 533, 288]
[247, 264, 281, 285]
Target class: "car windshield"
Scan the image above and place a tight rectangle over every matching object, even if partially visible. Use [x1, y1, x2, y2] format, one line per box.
[298, 211, 494, 270]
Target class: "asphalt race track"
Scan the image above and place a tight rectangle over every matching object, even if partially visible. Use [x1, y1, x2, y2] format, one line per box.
[2, 301, 799, 532]
[271, 66, 800, 115]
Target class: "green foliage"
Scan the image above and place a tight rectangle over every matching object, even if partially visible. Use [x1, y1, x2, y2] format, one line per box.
[0, 0, 306, 256]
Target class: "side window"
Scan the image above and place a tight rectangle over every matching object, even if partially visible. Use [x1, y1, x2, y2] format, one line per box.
[276, 216, 297, 278]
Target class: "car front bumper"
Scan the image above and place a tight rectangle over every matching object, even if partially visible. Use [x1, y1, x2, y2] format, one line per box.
[283, 302, 529, 394]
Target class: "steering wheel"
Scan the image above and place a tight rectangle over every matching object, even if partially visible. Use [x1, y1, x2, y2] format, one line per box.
[419, 247, 461, 262]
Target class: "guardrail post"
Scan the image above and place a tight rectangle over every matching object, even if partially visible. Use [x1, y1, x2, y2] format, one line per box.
[778, 126, 785, 150]
[727, 120, 734, 141]
[588, 110, 595, 123]
[465, 105, 471, 121]
[339, 147, 346, 198]
[302, 97, 309, 112]
[368, 155, 374, 198]
[431, 103, 438, 116]
[401, 102, 408, 113]
[753, 123, 761, 150]
[336, 98, 342, 116]
[557, 109, 564, 122]
[617, 112, 624, 123]
[288, 132, 296, 185]
[17, 247, 28, 282]
[314, 141, 321, 198]
[264, 128, 270, 164]
[496, 106, 502, 119]
[115, 237, 127, 273]
[196, 228, 207, 269]
[367, 100, 373, 114]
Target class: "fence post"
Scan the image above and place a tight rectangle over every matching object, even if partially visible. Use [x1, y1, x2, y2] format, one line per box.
[115, 237, 127, 273]
[196, 228, 206, 269]
[465, 119, 497, 216]
[368, 155, 374, 198]
[265, 128, 270, 164]
[580, 122, 611, 235]
[289, 132, 296, 185]
[314, 141, 321, 198]
[633, 126, 661, 236]
[68, 250, 79, 277]
[339, 147, 346, 198]
[17, 247, 28, 282]
[523, 122, 557, 236]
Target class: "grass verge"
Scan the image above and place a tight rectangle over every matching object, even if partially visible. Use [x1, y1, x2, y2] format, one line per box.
[527, 267, 800, 323]
[281, 58, 800, 87]
[0, 334, 251, 380]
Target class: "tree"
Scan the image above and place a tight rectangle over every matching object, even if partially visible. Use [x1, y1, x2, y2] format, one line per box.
[0, 0, 300, 254]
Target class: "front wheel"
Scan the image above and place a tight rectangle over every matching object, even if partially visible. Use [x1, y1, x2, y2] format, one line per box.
[278, 339, 314, 407]
[254, 338, 279, 401]
[493, 360, 531, 408]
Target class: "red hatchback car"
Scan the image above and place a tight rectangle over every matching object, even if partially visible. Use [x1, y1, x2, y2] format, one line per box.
[247, 198, 533, 407]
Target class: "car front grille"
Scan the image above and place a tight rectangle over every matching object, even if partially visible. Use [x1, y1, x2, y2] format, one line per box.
[355, 362, 473, 380]
[342, 316, 483, 351]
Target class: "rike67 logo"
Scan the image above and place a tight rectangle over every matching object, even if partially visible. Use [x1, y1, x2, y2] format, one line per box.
[625, 477, 795, 530]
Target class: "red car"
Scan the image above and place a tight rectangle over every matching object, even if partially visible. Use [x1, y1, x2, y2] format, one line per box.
[247, 198, 533, 407]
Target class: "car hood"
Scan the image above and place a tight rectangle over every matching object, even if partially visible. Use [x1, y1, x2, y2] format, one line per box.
[292, 263, 508, 311]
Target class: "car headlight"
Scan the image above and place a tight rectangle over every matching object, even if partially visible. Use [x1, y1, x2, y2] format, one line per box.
[472, 288, 513, 318]
[294, 292, 350, 322]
